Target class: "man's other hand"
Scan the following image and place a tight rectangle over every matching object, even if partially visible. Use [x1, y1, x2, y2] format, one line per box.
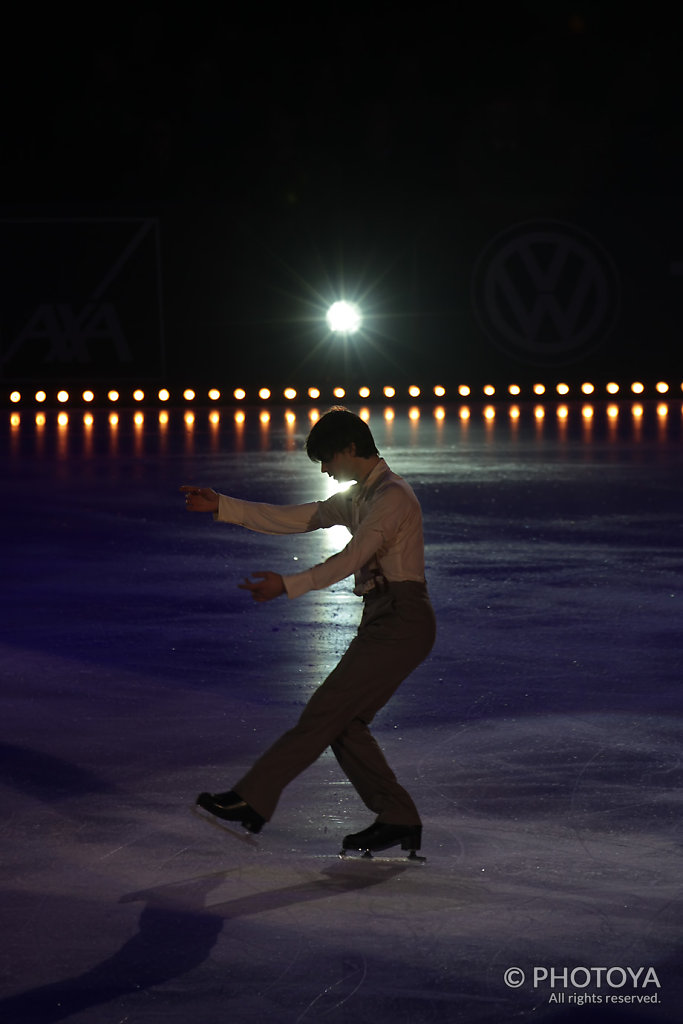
[238, 572, 286, 603]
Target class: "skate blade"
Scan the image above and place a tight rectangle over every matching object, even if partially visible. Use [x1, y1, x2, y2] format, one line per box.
[339, 849, 426, 864]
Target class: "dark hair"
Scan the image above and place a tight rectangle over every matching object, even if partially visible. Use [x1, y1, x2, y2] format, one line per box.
[305, 406, 379, 462]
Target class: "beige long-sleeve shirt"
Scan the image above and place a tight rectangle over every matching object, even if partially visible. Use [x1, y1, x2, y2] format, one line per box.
[215, 458, 426, 599]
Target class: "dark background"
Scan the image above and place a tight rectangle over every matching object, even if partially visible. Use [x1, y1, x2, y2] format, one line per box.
[2, 3, 683, 390]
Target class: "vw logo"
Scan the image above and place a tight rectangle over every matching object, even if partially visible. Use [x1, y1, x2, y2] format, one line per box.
[471, 221, 621, 364]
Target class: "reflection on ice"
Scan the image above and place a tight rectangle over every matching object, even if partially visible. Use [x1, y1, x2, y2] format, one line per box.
[6, 400, 682, 467]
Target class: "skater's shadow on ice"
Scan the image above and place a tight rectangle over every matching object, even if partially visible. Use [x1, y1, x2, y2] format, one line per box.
[0, 863, 404, 1024]
[0, 742, 113, 800]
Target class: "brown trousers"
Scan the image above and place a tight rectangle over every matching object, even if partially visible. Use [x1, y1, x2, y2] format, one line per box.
[234, 582, 436, 826]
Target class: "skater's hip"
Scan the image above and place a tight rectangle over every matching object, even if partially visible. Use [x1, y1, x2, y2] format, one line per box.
[361, 580, 436, 646]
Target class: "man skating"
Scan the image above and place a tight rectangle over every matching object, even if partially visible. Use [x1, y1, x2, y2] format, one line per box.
[180, 407, 436, 857]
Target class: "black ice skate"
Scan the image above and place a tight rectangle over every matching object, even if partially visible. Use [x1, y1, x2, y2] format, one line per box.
[195, 790, 265, 834]
[340, 822, 424, 861]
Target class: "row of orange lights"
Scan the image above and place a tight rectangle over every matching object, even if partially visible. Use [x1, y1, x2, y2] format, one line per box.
[5, 381, 682, 406]
[11, 402, 677, 432]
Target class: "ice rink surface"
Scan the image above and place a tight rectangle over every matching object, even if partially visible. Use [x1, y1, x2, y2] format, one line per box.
[2, 400, 682, 1023]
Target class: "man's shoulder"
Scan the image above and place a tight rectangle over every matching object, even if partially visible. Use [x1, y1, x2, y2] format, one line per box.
[374, 470, 419, 507]
[316, 487, 354, 527]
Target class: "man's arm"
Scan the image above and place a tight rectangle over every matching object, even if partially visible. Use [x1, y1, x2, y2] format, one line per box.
[182, 486, 322, 536]
[179, 485, 367, 603]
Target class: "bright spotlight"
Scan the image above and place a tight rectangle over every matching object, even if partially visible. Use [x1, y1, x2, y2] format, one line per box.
[326, 301, 362, 334]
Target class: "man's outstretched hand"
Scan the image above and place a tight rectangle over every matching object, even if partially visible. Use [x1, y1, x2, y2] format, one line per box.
[239, 572, 286, 603]
[180, 486, 219, 513]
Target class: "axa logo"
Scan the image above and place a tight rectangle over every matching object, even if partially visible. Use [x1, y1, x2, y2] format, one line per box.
[2, 302, 131, 365]
[471, 221, 621, 364]
[1, 217, 162, 374]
